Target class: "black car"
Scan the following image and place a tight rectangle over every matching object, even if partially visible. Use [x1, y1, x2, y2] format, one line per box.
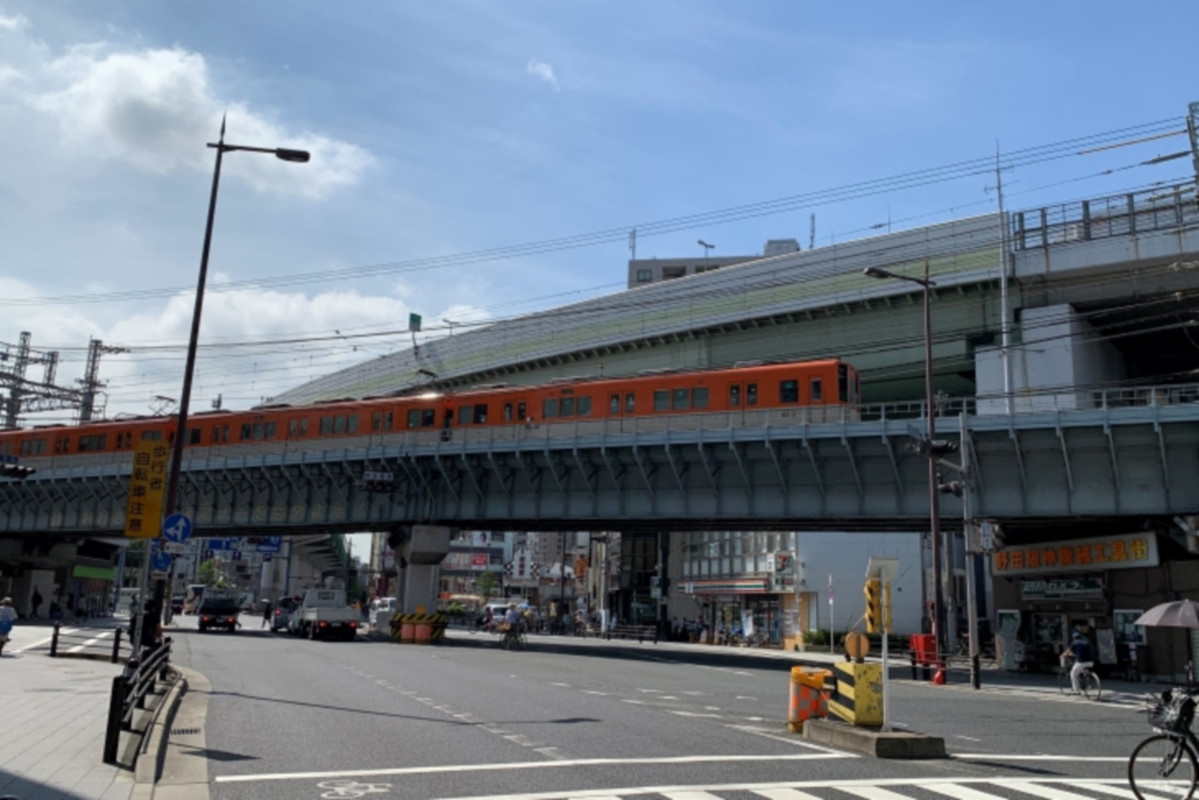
[170, 595, 185, 615]
[198, 598, 240, 632]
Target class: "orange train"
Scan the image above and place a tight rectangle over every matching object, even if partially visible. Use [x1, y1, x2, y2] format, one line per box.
[0, 359, 861, 460]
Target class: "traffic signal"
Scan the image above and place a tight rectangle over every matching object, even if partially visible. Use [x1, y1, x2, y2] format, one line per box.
[883, 580, 892, 634]
[864, 578, 881, 633]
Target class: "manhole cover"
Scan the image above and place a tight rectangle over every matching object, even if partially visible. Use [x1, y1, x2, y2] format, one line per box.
[171, 728, 201, 736]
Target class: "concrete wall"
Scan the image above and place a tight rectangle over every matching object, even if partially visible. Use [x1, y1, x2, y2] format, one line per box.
[977, 303, 1124, 414]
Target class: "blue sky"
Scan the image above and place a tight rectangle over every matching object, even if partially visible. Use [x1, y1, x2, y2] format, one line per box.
[0, 0, 1195, 416]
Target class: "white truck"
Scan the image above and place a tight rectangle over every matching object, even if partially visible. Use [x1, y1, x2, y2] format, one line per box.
[293, 588, 359, 641]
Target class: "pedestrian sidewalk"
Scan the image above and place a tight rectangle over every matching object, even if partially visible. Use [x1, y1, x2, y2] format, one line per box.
[0, 638, 134, 800]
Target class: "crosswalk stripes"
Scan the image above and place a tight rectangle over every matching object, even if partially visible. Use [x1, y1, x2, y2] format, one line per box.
[435, 779, 1149, 800]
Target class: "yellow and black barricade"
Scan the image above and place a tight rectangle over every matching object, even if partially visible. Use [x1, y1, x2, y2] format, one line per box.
[826, 661, 883, 726]
[390, 613, 447, 644]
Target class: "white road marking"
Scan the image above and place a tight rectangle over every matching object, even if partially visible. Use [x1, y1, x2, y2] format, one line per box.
[736, 695, 758, 701]
[662, 792, 724, 800]
[952, 754, 1132, 762]
[1072, 784, 1139, 799]
[841, 788, 935, 800]
[582, 690, 608, 696]
[636, 688, 661, 693]
[751, 790, 824, 800]
[670, 711, 721, 718]
[724, 724, 848, 754]
[955, 735, 981, 742]
[213, 753, 849, 784]
[532, 748, 564, 761]
[682, 691, 706, 696]
[704, 706, 721, 711]
[659, 695, 679, 700]
[66, 633, 109, 654]
[620, 699, 646, 705]
[550, 682, 571, 687]
[924, 784, 1014, 800]
[734, 670, 752, 676]
[1013, 784, 1118, 800]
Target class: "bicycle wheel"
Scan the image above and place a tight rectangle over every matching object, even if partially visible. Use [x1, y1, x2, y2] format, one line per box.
[1058, 669, 1072, 695]
[1082, 671, 1102, 701]
[1129, 734, 1198, 800]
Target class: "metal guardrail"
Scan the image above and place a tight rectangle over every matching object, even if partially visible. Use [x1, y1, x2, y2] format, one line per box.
[102, 638, 172, 766]
[1012, 183, 1199, 251]
[49, 621, 130, 663]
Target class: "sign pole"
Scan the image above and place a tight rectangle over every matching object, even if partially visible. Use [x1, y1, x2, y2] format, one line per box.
[882, 580, 891, 732]
[828, 573, 834, 654]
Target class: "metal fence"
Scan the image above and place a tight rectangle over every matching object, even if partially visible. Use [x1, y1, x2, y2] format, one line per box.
[1012, 183, 1199, 251]
[102, 638, 173, 766]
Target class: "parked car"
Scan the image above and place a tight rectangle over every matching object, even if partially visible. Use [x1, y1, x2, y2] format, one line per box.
[170, 595, 184, 615]
[271, 597, 298, 632]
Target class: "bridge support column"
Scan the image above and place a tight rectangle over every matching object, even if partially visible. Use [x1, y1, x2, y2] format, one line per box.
[398, 525, 452, 613]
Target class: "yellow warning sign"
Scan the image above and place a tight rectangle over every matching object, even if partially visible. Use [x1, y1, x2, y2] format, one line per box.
[124, 437, 169, 538]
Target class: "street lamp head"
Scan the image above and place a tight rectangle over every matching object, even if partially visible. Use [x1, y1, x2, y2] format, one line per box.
[863, 267, 893, 280]
[275, 148, 311, 163]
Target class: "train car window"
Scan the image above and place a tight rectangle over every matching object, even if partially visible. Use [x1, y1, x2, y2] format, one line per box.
[98, 434, 108, 451]
[780, 380, 799, 404]
[265, 422, 276, 439]
[407, 410, 419, 428]
[21, 439, 47, 456]
[334, 416, 347, 434]
[810, 378, 823, 401]
[383, 412, 393, 431]
[609, 394, 620, 414]
[838, 364, 848, 402]
[299, 419, 307, 436]
[240, 424, 252, 441]
[517, 401, 527, 421]
[142, 430, 162, 441]
[348, 415, 358, 434]
[543, 398, 559, 418]
[578, 396, 592, 416]
[473, 405, 488, 424]
[321, 417, 333, 434]
[420, 408, 435, 427]
[729, 384, 741, 407]
[76, 436, 88, 452]
[693, 387, 709, 409]
[253, 423, 265, 441]
[746, 383, 758, 406]
[288, 419, 297, 437]
[372, 411, 383, 431]
[189, 428, 201, 445]
[653, 390, 669, 411]
[504, 403, 513, 422]
[672, 388, 689, 411]
[625, 393, 635, 413]
[560, 397, 575, 417]
[458, 406, 472, 425]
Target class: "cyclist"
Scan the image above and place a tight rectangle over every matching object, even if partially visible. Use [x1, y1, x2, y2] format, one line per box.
[1064, 628, 1094, 694]
[502, 603, 523, 647]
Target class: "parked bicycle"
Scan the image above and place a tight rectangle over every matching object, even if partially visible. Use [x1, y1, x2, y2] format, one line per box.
[1058, 655, 1102, 700]
[1128, 688, 1198, 799]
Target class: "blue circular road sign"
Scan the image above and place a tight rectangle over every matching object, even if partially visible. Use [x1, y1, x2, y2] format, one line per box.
[162, 513, 193, 543]
[150, 550, 172, 572]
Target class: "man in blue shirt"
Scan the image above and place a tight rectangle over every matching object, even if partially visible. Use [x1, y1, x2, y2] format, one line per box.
[1065, 629, 1094, 694]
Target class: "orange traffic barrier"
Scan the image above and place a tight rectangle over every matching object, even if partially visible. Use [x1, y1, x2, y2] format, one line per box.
[788, 667, 831, 732]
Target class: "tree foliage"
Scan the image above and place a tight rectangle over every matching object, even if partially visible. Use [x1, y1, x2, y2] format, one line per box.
[197, 559, 229, 588]
[477, 571, 498, 598]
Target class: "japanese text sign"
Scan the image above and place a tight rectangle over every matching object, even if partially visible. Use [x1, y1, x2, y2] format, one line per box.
[992, 533, 1158, 576]
[123, 437, 169, 539]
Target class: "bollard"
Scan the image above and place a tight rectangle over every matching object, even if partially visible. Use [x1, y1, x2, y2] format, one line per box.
[111, 627, 123, 664]
[102, 675, 125, 763]
[50, 622, 60, 658]
[909, 650, 918, 680]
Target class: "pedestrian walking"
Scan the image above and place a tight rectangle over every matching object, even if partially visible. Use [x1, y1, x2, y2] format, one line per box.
[262, 599, 273, 629]
[31, 587, 43, 618]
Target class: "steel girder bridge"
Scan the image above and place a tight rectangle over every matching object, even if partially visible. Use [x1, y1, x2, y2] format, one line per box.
[1, 384, 1197, 538]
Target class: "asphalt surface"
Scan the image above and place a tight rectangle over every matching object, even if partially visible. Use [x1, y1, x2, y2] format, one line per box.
[170, 615, 1160, 800]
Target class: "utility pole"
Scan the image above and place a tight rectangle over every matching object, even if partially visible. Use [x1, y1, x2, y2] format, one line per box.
[77, 339, 128, 422]
[990, 144, 1013, 415]
[628, 228, 637, 261]
[1188, 102, 1199, 190]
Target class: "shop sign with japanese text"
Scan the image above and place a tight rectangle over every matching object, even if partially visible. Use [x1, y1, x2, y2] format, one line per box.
[1020, 577, 1104, 600]
[993, 533, 1158, 576]
[123, 438, 169, 538]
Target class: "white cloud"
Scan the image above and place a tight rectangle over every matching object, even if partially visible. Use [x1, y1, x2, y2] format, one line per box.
[0, 12, 28, 32]
[526, 59, 559, 91]
[11, 41, 372, 199]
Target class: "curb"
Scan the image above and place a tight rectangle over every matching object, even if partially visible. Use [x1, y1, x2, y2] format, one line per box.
[134, 668, 187, 785]
[150, 664, 212, 799]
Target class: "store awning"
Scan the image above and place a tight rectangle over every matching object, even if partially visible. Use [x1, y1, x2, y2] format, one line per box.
[72, 565, 115, 581]
[683, 578, 768, 595]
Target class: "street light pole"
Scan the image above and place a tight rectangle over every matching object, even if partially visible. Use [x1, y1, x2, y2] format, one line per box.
[864, 260, 946, 668]
[145, 116, 309, 644]
[698, 239, 714, 266]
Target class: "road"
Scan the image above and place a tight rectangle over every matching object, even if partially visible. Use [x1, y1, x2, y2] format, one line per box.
[169, 615, 1155, 800]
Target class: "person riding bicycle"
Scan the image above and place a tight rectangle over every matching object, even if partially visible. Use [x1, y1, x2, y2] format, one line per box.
[1064, 628, 1094, 694]
[502, 603, 523, 646]
[0, 597, 17, 655]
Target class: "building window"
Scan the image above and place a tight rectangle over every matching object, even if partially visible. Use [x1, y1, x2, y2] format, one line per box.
[636, 268, 652, 282]
[662, 266, 686, 280]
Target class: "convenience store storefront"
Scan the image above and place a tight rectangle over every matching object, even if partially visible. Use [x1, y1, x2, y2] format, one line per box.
[684, 578, 794, 647]
[991, 532, 1199, 680]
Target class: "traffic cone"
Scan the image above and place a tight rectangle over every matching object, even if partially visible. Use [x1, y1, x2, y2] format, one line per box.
[933, 661, 946, 685]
